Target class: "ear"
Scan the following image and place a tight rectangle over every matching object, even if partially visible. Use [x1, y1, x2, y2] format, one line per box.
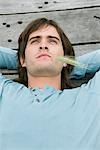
[63, 63, 67, 67]
[20, 56, 26, 67]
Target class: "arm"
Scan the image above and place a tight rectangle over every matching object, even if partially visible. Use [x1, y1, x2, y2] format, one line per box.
[0, 47, 18, 99]
[70, 49, 100, 79]
[0, 46, 17, 70]
[0, 47, 100, 77]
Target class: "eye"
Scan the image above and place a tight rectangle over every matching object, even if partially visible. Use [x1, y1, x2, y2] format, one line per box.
[30, 39, 40, 44]
[49, 39, 57, 44]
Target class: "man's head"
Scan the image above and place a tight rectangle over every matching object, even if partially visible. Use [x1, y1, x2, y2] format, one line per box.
[17, 18, 75, 90]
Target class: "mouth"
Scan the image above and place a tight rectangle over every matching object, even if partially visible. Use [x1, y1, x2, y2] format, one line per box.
[36, 54, 51, 59]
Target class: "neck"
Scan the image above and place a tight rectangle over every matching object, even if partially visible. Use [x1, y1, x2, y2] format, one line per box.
[28, 75, 61, 90]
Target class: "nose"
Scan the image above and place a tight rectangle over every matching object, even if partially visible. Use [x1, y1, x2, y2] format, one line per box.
[39, 46, 48, 50]
[39, 40, 48, 51]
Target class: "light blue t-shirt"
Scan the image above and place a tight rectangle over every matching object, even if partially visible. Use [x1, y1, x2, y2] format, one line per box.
[0, 47, 100, 150]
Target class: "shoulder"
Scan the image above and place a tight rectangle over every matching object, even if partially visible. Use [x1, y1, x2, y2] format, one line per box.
[0, 75, 27, 96]
[85, 70, 100, 94]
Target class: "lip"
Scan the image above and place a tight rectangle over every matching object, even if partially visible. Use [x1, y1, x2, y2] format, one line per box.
[36, 53, 51, 59]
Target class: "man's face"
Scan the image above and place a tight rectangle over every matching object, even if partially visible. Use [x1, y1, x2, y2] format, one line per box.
[21, 25, 64, 77]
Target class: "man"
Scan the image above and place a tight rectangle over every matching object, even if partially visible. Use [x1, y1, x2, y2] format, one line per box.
[0, 18, 100, 150]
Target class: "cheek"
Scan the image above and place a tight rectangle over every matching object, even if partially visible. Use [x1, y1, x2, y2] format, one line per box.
[24, 51, 33, 65]
[60, 49, 64, 56]
[60, 45, 64, 55]
[25, 47, 36, 59]
[56, 44, 64, 55]
[56, 47, 64, 56]
[51, 45, 64, 55]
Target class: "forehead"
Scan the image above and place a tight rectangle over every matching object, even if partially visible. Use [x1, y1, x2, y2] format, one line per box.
[29, 25, 60, 39]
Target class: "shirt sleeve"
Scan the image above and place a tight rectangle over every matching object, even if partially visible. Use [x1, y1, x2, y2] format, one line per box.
[70, 49, 100, 79]
[86, 70, 100, 94]
[0, 74, 8, 99]
[0, 47, 18, 70]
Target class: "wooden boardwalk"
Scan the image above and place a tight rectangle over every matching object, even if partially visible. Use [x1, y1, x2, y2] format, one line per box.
[0, 0, 100, 83]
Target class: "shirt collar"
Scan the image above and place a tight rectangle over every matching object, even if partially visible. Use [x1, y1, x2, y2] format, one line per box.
[29, 85, 61, 93]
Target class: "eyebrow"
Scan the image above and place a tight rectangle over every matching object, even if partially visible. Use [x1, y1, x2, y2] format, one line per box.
[48, 36, 60, 41]
[28, 36, 40, 42]
[28, 35, 60, 42]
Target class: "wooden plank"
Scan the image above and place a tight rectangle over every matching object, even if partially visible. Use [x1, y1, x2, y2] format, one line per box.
[1, 69, 17, 74]
[0, 0, 100, 14]
[3, 74, 18, 80]
[1, 70, 18, 79]
[0, 7, 100, 49]
[74, 43, 100, 56]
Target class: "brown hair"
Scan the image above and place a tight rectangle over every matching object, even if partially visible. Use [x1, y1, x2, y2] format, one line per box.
[15, 18, 75, 90]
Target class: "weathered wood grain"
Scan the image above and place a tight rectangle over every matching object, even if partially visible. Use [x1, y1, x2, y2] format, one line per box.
[0, 7, 100, 49]
[74, 44, 100, 56]
[0, 0, 100, 14]
[3, 74, 18, 79]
